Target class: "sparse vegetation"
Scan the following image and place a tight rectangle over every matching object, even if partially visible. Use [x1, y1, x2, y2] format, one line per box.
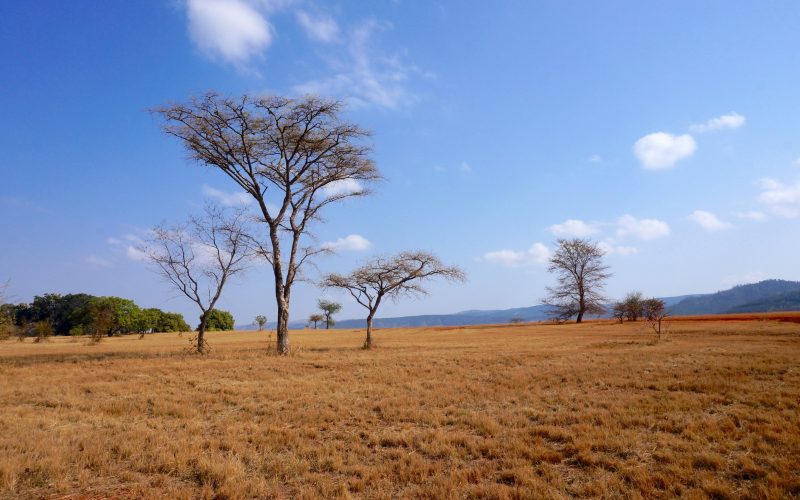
[0, 318, 798, 497]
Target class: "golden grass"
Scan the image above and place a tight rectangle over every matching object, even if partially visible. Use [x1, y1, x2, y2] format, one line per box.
[1, 319, 799, 498]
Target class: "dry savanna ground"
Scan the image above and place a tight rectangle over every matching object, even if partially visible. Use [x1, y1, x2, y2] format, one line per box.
[1, 316, 799, 499]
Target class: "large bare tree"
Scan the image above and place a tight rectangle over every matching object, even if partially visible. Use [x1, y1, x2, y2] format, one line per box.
[542, 238, 611, 323]
[323, 251, 465, 348]
[156, 93, 380, 354]
[144, 205, 250, 353]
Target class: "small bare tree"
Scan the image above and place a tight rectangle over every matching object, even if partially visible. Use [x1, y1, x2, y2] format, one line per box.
[156, 93, 381, 355]
[611, 301, 626, 324]
[323, 251, 465, 349]
[145, 205, 250, 353]
[643, 297, 668, 340]
[542, 238, 611, 323]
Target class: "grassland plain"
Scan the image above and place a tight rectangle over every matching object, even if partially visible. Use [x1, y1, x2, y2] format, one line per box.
[1, 316, 799, 499]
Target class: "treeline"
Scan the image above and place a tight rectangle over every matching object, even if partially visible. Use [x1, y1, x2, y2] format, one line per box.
[0, 293, 234, 339]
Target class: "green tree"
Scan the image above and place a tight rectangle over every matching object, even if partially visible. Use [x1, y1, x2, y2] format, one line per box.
[155, 312, 190, 333]
[87, 297, 141, 338]
[254, 315, 267, 331]
[317, 300, 342, 329]
[203, 309, 235, 331]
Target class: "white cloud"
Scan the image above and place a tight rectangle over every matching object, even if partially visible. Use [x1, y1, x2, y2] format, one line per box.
[588, 154, 602, 163]
[616, 215, 671, 240]
[688, 210, 733, 231]
[690, 112, 746, 133]
[633, 132, 697, 170]
[292, 20, 423, 109]
[757, 177, 800, 218]
[460, 161, 473, 173]
[483, 243, 550, 268]
[126, 246, 149, 262]
[548, 219, 599, 238]
[734, 210, 766, 222]
[85, 255, 112, 268]
[322, 234, 371, 252]
[597, 242, 638, 256]
[186, 0, 272, 66]
[296, 10, 339, 43]
[323, 178, 364, 197]
[202, 185, 252, 207]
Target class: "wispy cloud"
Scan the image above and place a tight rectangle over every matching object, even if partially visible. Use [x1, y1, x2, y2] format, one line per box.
[202, 185, 252, 207]
[84, 255, 112, 268]
[548, 219, 599, 238]
[688, 210, 733, 231]
[598, 241, 638, 256]
[295, 10, 339, 43]
[734, 210, 766, 222]
[321, 234, 371, 252]
[293, 20, 425, 110]
[459, 161, 473, 173]
[482, 243, 550, 268]
[616, 214, 671, 240]
[757, 177, 800, 218]
[690, 112, 746, 133]
[186, 0, 273, 67]
[588, 154, 602, 164]
[633, 132, 696, 170]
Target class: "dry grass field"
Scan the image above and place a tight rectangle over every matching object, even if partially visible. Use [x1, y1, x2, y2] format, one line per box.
[1, 317, 799, 499]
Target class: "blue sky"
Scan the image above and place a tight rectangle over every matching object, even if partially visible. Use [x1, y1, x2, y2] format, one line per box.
[1, 1, 799, 325]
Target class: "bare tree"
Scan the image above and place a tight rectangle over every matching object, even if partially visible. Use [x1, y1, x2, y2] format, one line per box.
[323, 251, 465, 349]
[643, 297, 668, 340]
[622, 291, 645, 321]
[155, 93, 380, 355]
[611, 301, 626, 324]
[144, 205, 250, 353]
[542, 238, 611, 323]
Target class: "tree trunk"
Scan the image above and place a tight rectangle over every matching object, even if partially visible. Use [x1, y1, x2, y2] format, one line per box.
[197, 311, 209, 354]
[576, 311, 584, 323]
[365, 314, 374, 349]
[276, 297, 289, 355]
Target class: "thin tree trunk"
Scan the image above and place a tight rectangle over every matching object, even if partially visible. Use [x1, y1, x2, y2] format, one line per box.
[365, 314, 374, 349]
[576, 311, 584, 323]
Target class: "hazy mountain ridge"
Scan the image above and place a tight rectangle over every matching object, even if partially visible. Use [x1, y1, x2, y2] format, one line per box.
[237, 281, 800, 330]
[668, 279, 800, 316]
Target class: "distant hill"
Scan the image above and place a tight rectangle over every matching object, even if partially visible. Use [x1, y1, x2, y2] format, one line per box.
[236, 281, 800, 330]
[668, 280, 800, 316]
[727, 289, 800, 313]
